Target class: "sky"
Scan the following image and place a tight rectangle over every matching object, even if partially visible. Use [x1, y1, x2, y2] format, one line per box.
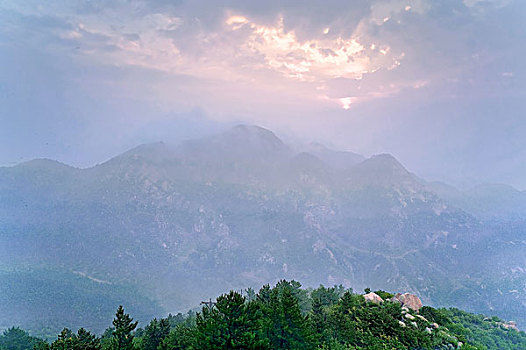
[1, 0, 525, 189]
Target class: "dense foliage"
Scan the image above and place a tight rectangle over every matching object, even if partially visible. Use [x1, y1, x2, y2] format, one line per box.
[0, 328, 46, 350]
[2, 281, 525, 350]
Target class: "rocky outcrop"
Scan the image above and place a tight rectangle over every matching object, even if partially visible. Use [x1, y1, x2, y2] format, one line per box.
[501, 321, 519, 331]
[391, 293, 423, 311]
[363, 292, 384, 303]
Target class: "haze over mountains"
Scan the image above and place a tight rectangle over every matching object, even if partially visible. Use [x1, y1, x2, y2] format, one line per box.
[1, 125, 526, 336]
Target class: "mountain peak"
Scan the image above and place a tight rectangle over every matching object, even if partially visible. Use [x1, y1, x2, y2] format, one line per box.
[14, 158, 76, 171]
[347, 153, 415, 187]
[230, 124, 274, 134]
[177, 124, 291, 163]
[224, 124, 285, 146]
[363, 153, 408, 172]
[369, 153, 400, 162]
[99, 142, 179, 169]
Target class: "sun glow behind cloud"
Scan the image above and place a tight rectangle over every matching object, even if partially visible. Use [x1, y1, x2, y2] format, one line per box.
[219, 13, 412, 110]
[48, 8, 410, 111]
[225, 15, 397, 82]
[3, 1, 436, 113]
[339, 97, 355, 110]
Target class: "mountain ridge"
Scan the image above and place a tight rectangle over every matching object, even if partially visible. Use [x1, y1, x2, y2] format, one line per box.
[1, 124, 525, 335]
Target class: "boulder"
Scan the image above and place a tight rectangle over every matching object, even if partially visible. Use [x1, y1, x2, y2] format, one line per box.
[501, 321, 519, 331]
[393, 293, 423, 311]
[363, 292, 384, 303]
[416, 314, 428, 322]
[390, 296, 402, 304]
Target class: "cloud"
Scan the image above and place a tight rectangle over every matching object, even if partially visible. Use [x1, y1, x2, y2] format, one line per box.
[224, 15, 398, 82]
[1, 0, 526, 187]
[370, 0, 430, 24]
[3, 0, 523, 110]
[0, 1, 436, 111]
[463, 0, 512, 8]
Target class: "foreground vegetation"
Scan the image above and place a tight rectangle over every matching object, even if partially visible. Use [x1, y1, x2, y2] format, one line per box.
[2, 280, 525, 350]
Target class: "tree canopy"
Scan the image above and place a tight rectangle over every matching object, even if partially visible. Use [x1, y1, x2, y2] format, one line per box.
[2, 281, 525, 350]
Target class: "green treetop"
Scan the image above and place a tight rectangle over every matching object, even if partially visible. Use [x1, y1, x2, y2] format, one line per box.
[111, 306, 138, 350]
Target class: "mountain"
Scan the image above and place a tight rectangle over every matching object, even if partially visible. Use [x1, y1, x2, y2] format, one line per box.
[177, 124, 292, 163]
[1, 125, 525, 335]
[303, 142, 365, 169]
[428, 182, 526, 220]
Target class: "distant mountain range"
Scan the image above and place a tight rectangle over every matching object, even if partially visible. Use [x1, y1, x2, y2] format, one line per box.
[1, 125, 525, 336]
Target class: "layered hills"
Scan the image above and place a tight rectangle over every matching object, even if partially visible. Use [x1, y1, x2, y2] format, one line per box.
[1, 125, 525, 335]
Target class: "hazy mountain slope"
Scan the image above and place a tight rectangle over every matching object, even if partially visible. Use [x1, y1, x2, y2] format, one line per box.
[1, 125, 525, 334]
[177, 125, 292, 163]
[303, 142, 365, 169]
[0, 268, 161, 339]
[427, 181, 526, 220]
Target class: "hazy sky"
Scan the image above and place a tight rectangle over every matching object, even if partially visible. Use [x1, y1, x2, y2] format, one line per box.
[1, 0, 525, 189]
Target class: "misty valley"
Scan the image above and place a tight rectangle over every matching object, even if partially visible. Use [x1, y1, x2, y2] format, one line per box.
[1, 125, 526, 349]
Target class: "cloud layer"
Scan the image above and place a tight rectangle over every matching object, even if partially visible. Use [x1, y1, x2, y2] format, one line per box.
[1, 0, 525, 188]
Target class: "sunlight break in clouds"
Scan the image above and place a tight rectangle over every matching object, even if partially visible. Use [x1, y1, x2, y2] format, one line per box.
[60, 10, 406, 111]
[3, 1, 424, 113]
[339, 97, 355, 110]
[226, 15, 396, 82]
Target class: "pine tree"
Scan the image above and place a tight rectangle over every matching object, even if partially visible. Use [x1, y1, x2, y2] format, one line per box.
[76, 328, 100, 350]
[141, 318, 170, 350]
[0, 327, 44, 350]
[244, 287, 256, 302]
[141, 319, 158, 350]
[310, 294, 327, 344]
[51, 328, 76, 350]
[194, 291, 266, 349]
[111, 306, 138, 350]
[99, 327, 114, 350]
[158, 319, 170, 342]
[158, 324, 196, 350]
[259, 284, 313, 350]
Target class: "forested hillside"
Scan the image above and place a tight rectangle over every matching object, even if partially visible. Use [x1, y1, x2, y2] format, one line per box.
[0, 269, 161, 339]
[2, 281, 525, 350]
